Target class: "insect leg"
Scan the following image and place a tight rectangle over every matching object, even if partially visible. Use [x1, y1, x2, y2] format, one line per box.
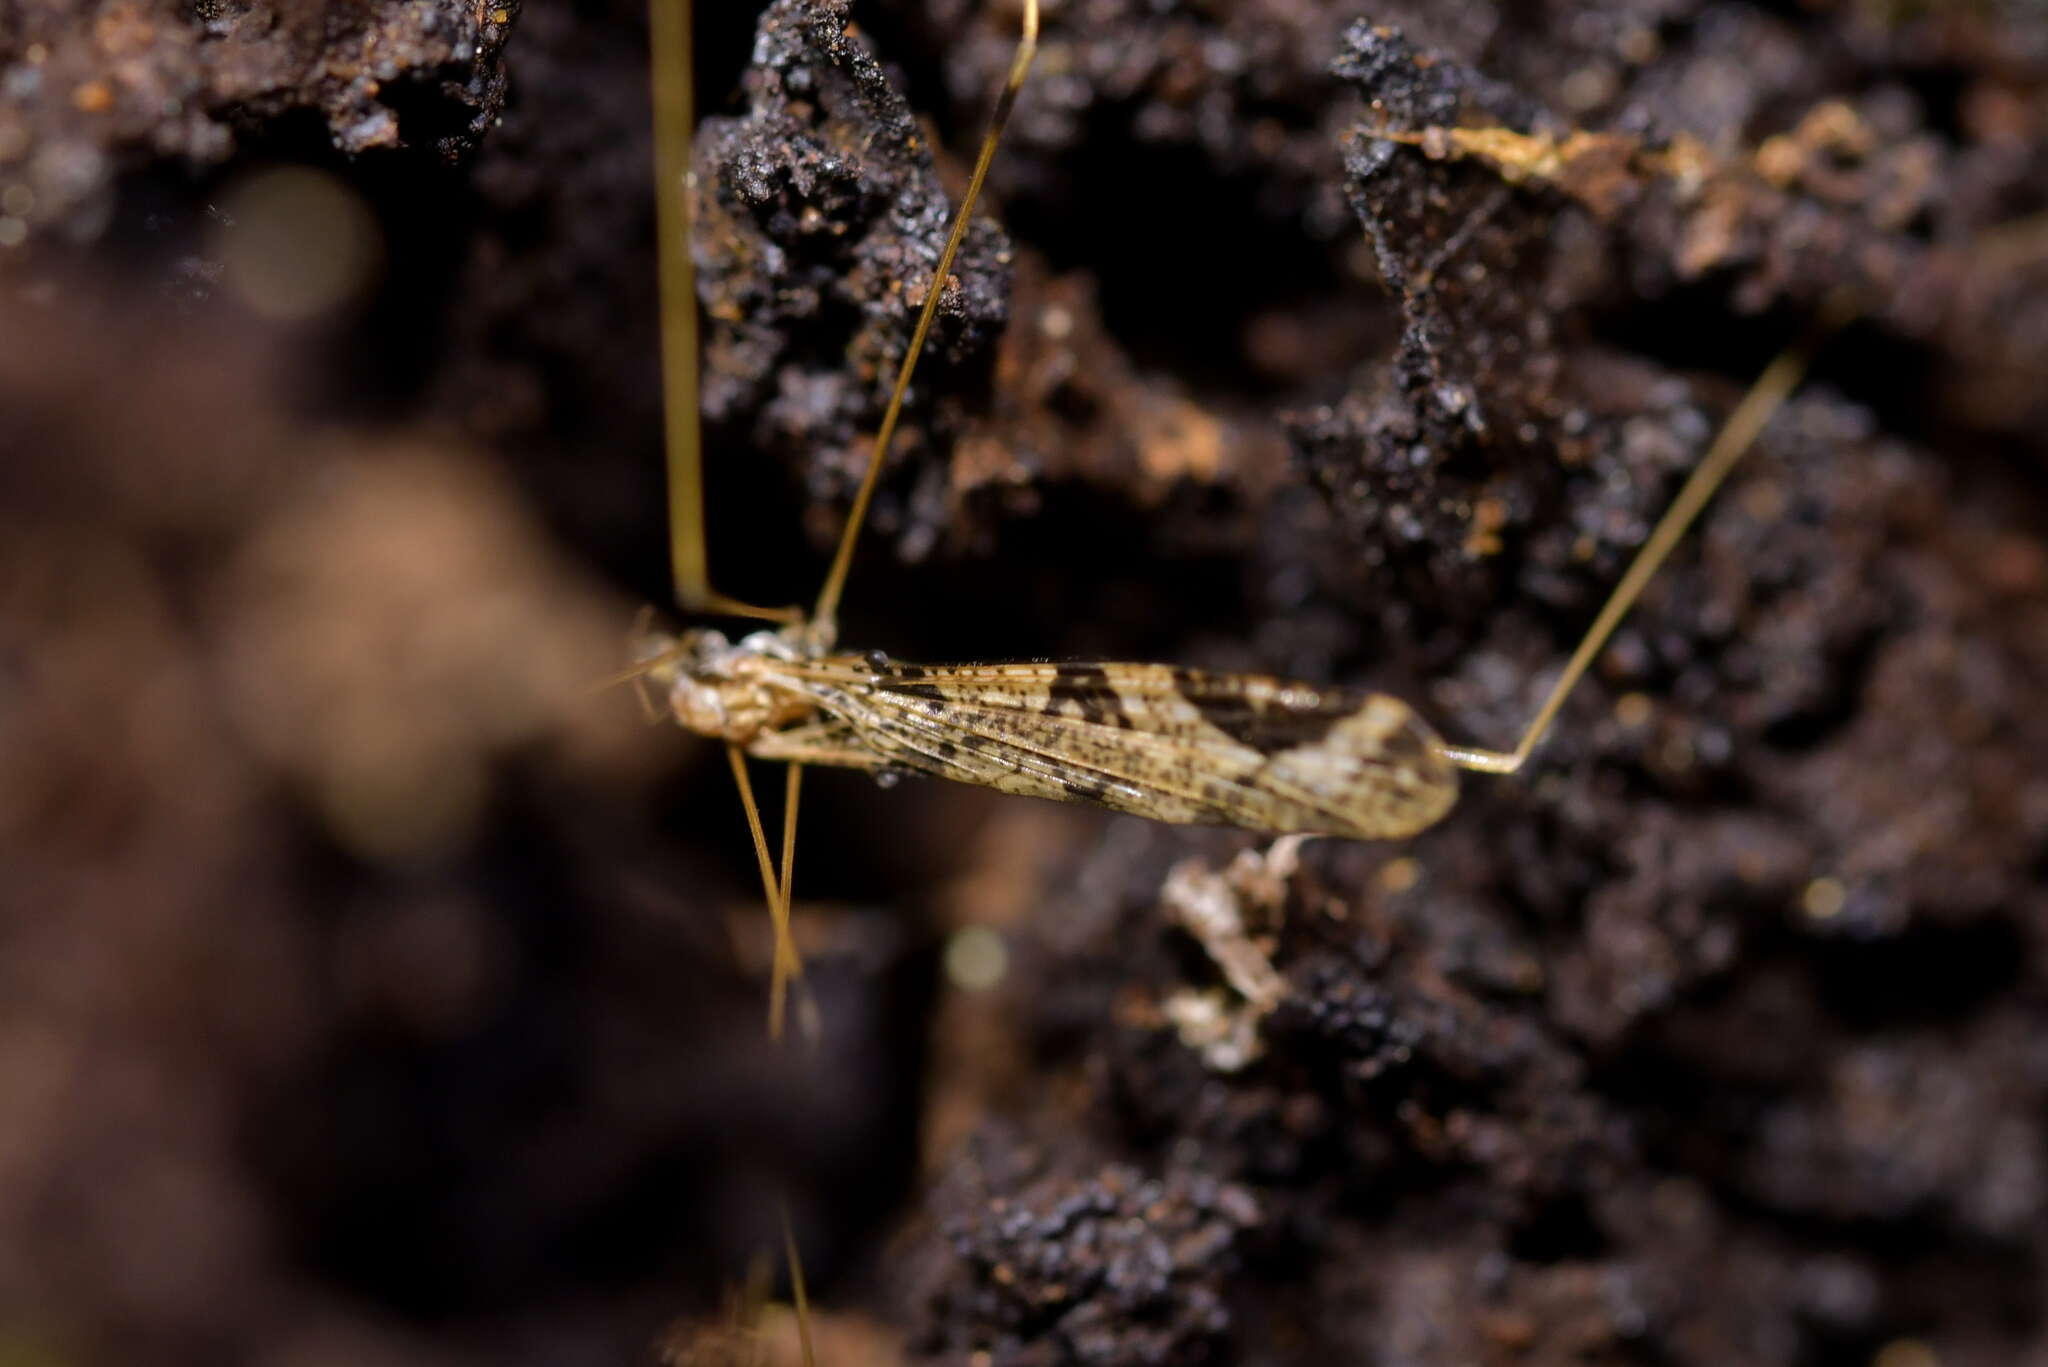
[781, 1200, 815, 1367]
[651, 0, 797, 623]
[747, 720, 891, 772]
[725, 744, 805, 1038]
[808, 0, 1042, 639]
[771, 762, 805, 1041]
[1440, 321, 1829, 775]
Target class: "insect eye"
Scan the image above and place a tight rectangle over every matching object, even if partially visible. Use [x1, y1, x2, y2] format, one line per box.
[864, 649, 891, 672]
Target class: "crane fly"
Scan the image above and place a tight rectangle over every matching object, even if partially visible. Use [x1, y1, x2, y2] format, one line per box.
[629, 0, 1820, 1044]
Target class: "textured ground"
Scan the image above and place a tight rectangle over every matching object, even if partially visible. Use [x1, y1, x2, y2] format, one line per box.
[3, 1, 2048, 1364]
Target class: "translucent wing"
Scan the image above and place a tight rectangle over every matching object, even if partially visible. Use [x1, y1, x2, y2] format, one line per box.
[762, 659, 1458, 840]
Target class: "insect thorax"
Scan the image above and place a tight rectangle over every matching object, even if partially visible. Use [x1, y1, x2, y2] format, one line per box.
[633, 623, 820, 744]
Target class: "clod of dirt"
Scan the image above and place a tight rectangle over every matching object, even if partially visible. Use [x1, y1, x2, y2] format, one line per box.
[918, 1131, 1260, 1367]
[0, 0, 515, 241]
[692, 0, 1012, 553]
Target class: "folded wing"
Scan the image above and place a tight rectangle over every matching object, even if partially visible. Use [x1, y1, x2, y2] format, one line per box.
[770, 659, 1458, 840]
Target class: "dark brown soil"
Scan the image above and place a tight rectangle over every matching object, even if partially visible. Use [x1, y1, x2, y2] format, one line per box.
[4, 2, 2048, 1365]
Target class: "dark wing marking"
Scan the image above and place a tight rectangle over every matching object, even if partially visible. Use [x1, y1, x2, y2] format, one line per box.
[1044, 662, 1133, 728]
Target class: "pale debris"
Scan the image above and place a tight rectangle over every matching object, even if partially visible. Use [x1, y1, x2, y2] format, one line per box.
[1159, 834, 1311, 1070]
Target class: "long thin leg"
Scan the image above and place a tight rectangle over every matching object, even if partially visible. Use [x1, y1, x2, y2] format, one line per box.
[725, 745, 805, 1038]
[769, 762, 804, 1038]
[1440, 324, 1826, 775]
[780, 1201, 815, 1367]
[651, 0, 797, 623]
[748, 719, 890, 771]
[809, 0, 1042, 638]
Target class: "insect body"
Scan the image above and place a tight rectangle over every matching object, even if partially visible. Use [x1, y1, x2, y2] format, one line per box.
[635, 628, 1457, 839]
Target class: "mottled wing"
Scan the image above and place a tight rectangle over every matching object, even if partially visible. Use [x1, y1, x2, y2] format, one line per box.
[768, 659, 1458, 839]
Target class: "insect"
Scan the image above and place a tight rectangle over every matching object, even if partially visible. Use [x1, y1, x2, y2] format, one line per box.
[629, 0, 1818, 1041]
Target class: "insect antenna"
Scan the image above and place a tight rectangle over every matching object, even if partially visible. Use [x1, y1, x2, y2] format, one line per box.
[588, 656, 675, 718]
[1437, 310, 1839, 775]
[809, 0, 1042, 639]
